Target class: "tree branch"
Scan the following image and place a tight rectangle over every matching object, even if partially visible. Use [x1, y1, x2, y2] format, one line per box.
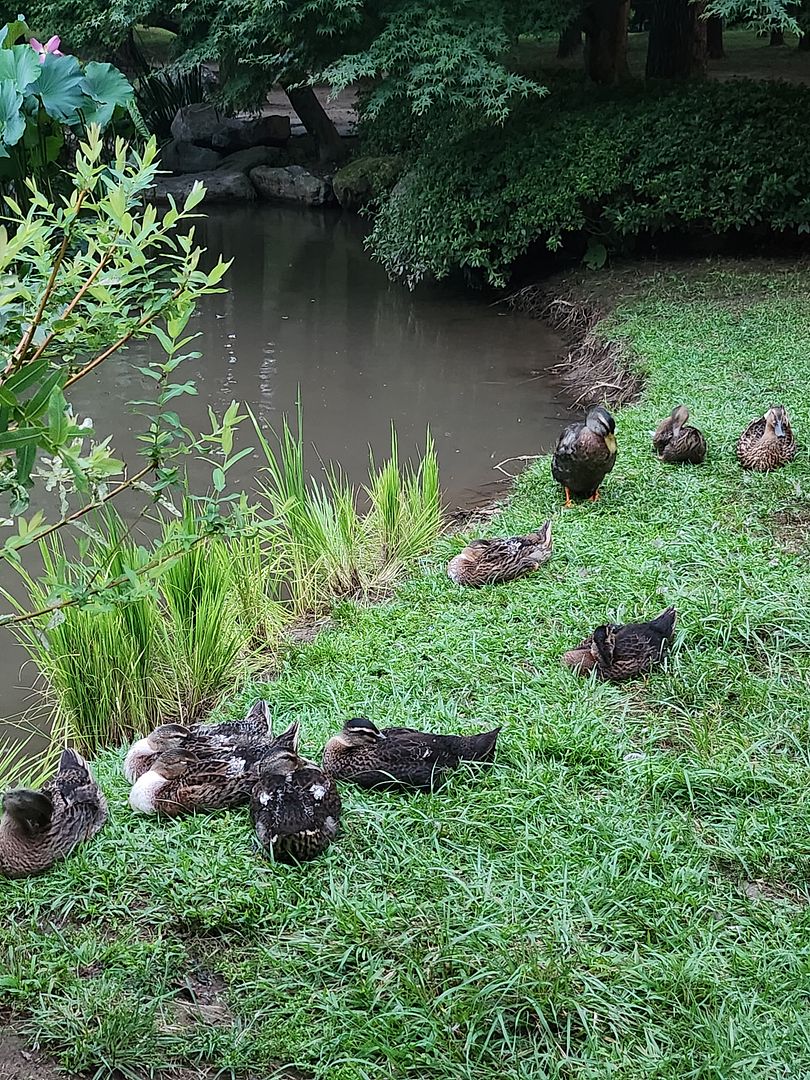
[6, 191, 88, 378]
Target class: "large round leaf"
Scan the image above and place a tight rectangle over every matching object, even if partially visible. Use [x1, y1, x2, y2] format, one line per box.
[0, 78, 24, 151]
[80, 61, 134, 129]
[0, 45, 41, 94]
[36, 53, 84, 122]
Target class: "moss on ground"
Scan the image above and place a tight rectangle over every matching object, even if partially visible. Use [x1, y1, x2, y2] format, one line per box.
[2, 262, 810, 1079]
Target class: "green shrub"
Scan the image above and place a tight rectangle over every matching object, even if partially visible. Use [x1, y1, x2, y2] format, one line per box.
[367, 78, 810, 286]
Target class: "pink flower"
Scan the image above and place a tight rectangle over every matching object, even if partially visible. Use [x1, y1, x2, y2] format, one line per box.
[29, 36, 63, 62]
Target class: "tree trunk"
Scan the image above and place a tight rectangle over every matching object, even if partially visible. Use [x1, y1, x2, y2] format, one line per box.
[707, 16, 724, 59]
[282, 84, 348, 164]
[558, 23, 583, 58]
[583, 0, 631, 84]
[645, 0, 707, 78]
[769, 30, 785, 45]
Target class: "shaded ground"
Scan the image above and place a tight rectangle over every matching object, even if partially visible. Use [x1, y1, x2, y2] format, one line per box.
[0, 1030, 67, 1080]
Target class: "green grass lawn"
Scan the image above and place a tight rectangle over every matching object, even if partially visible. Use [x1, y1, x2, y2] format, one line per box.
[3, 262, 810, 1079]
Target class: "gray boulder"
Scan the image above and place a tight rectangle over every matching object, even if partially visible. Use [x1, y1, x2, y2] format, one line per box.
[250, 165, 333, 206]
[171, 106, 291, 151]
[147, 170, 257, 205]
[159, 139, 223, 174]
[170, 104, 224, 146]
[216, 146, 285, 173]
[211, 115, 290, 151]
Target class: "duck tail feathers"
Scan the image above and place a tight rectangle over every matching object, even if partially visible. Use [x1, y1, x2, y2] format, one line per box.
[457, 727, 501, 762]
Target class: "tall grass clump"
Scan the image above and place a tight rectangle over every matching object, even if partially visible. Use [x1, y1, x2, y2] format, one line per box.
[253, 407, 443, 612]
[7, 514, 167, 754]
[159, 506, 255, 720]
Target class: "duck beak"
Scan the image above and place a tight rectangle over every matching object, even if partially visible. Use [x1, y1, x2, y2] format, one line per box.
[605, 434, 617, 453]
[376, 731, 387, 740]
[774, 418, 785, 438]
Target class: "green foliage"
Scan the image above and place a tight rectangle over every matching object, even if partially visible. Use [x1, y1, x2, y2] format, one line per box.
[134, 65, 206, 141]
[0, 127, 233, 578]
[254, 408, 443, 613]
[368, 79, 810, 286]
[0, 19, 136, 188]
[3, 263, 810, 1077]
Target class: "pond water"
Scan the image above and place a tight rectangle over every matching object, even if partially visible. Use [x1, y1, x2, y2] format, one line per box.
[0, 204, 572, 754]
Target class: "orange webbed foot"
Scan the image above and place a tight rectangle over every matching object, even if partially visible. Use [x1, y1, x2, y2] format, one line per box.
[564, 487, 573, 509]
[590, 489, 601, 503]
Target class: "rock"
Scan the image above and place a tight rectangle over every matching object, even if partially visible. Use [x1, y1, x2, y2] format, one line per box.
[250, 165, 334, 206]
[211, 114, 290, 151]
[159, 139, 223, 174]
[147, 170, 257, 205]
[216, 146, 285, 173]
[170, 104, 225, 146]
[332, 155, 404, 211]
[171, 106, 291, 152]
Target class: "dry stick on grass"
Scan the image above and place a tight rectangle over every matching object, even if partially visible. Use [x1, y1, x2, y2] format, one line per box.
[493, 454, 543, 479]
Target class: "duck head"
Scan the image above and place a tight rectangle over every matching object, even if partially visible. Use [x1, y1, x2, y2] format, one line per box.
[2, 789, 54, 834]
[586, 406, 617, 453]
[765, 405, 791, 440]
[257, 746, 300, 778]
[337, 717, 387, 748]
[669, 405, 690, 437]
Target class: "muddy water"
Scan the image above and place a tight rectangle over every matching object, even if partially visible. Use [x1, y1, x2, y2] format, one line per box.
[0, 204, 572, 752]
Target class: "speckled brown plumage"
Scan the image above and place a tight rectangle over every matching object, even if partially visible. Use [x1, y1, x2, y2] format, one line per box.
[251, 749, 341, 863]
[0, 748, 108, 879]
[129, 723, 300, 817]
[563, 607, 677, 683]
[652, 406, 707, 465]
[736, 406, 797, 472]
[322, 717, 501, 792]
[447, 521, 552, 587]
[551, 406, 617, 504]
[123, 700, 287, 782]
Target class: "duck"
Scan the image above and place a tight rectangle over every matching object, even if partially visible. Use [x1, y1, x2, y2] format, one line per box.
[551, 406, 617, 506]
[0, 748, 108, 879]
[129, 721, 300, 817]
[447, 521, 553, 587]
[322, 717, 501, 792]
[563, 606, 677, 682]
[736, 405, 797, 472]
[123, 699, 279, 782]
[251, 746, 342, 864]
[652, 405, 707, 464]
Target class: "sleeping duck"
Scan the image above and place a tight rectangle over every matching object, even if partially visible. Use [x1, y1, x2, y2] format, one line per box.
[1, 748, 107, 878]
[124, 699, 278, 782]
[736, 406, 797, 472]
[251, 746, 342, 864]
[447, 521, 552, 587]
[652, 405, 707, 464]
[322, 717, 501, 792]
[129, 721, 301, 817]
[551, 406, 617, 506]
[563, 606, 677, 682]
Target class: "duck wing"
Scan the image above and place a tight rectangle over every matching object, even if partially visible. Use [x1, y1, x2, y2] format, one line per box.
[45, 749, 108, 842]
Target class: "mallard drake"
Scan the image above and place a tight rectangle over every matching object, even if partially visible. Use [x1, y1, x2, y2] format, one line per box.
[1, 748, 108, 879]
[563, 606, 677, 682]
[251, 746, 342, 864]
[447, 521, 552, 587]
[652, 405, 707, 464]
[322, 717, 501, 792]
[124, 700, 278, 782]
[129, 721, 300, 817]
[551, 406, 617, 506]
[736, 405, 797, 472]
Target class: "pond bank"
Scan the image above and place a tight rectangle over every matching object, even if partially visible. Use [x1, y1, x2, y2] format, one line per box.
[2, 259, 810, 1079]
